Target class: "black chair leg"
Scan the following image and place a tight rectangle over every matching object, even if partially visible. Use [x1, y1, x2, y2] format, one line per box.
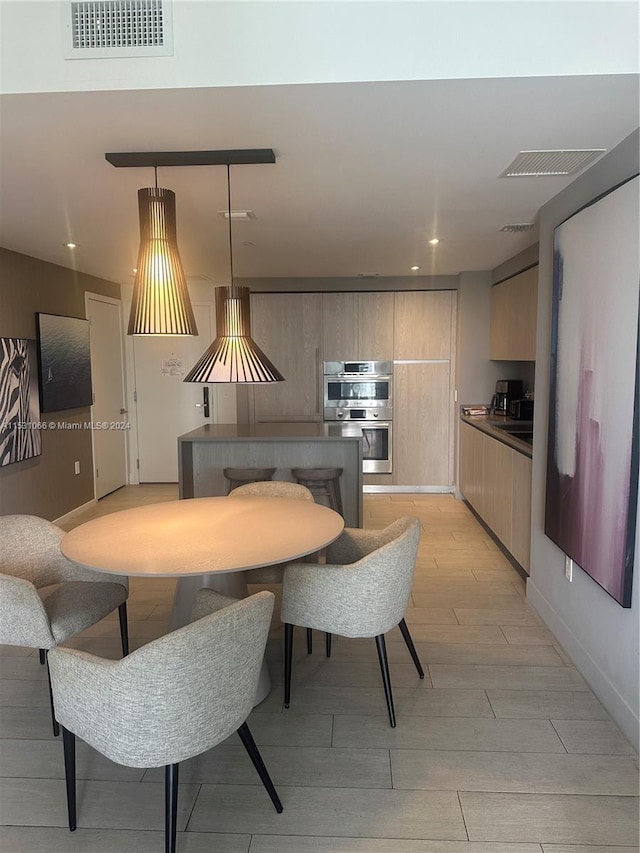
[325, 632, 332, 658]
[62, 726, 77, 831]
[237, 721, 283, 813]
[45, 653, 60, 737]
[284, 623, 293, 708]
[398, 618, 424, 678]
[39, 648, 46, 665]
[118, 602, 129, 657]
[306, 627, 313, 654]
[374, 634, 396, 728]
[165, 763, 179, 853]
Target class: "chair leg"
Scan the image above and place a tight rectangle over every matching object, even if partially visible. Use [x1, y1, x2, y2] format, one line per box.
[45, 652, 60, 737]
[325, 632, 332, 658]
[165, 763, 179, 853]
[306, 627, 313, 654]
[39, 648, 46, 665]
[62, 726, 76, 831]
[398, 618, 424, 678]
[284, 623, 293, 708]
[374, 634, 396, 728]
[237, 721, 284, 813]
[118, 602, 130, 657]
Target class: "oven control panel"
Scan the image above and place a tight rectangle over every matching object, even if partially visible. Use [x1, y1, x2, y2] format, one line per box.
[326, 406, 393, 421]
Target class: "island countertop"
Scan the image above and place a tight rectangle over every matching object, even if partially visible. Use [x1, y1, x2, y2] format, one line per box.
[178, 422, 363, 527]
[178, 423, 361, 442]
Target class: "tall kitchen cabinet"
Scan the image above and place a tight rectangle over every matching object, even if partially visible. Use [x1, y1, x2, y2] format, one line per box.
[322, 292, 394, 360]
[393, 291, 456, 488]
[249, 293, 323, 422]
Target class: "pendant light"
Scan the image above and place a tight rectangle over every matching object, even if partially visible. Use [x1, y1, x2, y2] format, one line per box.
[128, 169, 198, 336]
[184, 165, 284, 383]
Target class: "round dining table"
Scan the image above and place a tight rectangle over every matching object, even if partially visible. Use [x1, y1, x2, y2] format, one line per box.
[61, 495, 344, 702]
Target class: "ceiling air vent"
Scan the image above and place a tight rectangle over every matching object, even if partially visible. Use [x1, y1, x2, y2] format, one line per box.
[64, 1, 173, 59]
[501, 149, 605, 178]
[500, 223, 536, 233]
[217, 210, 257, 220]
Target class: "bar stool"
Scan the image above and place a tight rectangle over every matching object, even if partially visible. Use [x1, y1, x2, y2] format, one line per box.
[291, 467, 344, 516]
[223, 467, 277, 494]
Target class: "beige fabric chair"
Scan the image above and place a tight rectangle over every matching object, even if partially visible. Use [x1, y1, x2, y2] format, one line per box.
[0, 514, 129, 735]
[230, 481, 314, 584]
[281, 517, 423, 727]
[48, 589, 281, 853]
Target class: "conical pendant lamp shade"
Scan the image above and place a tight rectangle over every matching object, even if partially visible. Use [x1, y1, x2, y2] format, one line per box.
[184, 286, 284, 383]
[128, 188, 198, 335]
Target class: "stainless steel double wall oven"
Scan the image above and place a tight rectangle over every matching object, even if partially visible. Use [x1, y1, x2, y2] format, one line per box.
[323, 361, 393, 474]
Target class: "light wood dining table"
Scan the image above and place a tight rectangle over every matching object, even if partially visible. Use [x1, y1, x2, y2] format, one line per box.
[61, 495, 344, 702]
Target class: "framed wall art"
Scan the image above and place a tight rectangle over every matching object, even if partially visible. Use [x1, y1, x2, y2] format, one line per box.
[545, 175, 639, 607]
[0, 337, 42, 467]
[36, 313, 92, 412]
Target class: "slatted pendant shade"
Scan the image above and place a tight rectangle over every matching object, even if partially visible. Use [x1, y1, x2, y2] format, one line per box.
[128, 188, 198, 335]
[184, 285, 284, 383]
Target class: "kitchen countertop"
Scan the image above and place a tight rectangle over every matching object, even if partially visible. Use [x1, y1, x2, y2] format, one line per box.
[460, 413, 533, 458]
[178, 423, 361, 442]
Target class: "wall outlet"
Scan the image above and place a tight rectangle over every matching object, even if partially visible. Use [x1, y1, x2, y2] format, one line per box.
[564, 555, 573, 582]
[74, 461, 81, 475]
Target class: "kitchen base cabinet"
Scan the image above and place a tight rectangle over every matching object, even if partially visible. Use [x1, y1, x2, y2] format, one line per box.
[459, 421, 532, 572]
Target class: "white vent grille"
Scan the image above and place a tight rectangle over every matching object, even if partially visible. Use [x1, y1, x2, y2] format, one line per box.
[217, 210, 257, 220]
[500, 223, 536, 233]
[501, 149, 606, 178]
[65, 1, 173, 58]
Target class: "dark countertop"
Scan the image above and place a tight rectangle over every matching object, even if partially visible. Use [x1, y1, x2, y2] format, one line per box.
[178, 423, 361, 442]
[460, 413, 533, 458]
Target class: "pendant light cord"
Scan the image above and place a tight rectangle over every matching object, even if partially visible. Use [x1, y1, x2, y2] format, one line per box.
[154, 166, 158, 190]
[227, 164, 234, 285]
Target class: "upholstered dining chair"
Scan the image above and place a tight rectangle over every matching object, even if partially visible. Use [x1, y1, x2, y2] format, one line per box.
[48, 589, 281, 853]
[0, 514, 129, 736]
[281, 516, 424, 727]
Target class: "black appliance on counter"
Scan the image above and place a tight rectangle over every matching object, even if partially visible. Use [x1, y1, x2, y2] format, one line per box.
[510, 397, 534, 420]
[491, 379, 523, 416]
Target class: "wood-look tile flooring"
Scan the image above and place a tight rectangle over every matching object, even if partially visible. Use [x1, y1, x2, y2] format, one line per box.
[1, 486, 638, 852]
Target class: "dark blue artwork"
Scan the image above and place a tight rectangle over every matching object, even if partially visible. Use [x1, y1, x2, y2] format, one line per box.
[37, 313, 92, 412]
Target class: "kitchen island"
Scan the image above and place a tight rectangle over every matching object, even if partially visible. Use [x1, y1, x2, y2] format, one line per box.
[178, 423, 363, 527]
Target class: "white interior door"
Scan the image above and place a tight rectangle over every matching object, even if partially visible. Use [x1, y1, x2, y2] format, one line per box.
[133, 303, 236, 482]
[86, 294, 128, 499]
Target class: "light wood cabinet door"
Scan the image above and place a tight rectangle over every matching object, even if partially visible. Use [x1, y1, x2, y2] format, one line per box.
[358, 292, 394, 359]
[251, 293, 322, 422]
[490, 267, 538, 360]
[394, 291, 455, 359]
[393, 362, 452, 487]
[511, 452, 532, 571]
[459, 421, 485, 516]
[322, 293, 359, 361]
[482, 436, 513, 547]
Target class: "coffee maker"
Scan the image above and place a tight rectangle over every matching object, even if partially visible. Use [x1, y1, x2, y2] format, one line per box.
[491, 379, 523, 416]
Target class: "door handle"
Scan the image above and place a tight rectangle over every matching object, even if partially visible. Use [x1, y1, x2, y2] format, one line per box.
[203, 387, 210, 418]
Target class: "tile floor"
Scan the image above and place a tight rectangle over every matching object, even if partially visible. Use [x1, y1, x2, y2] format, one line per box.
[1, 486, 638, 852]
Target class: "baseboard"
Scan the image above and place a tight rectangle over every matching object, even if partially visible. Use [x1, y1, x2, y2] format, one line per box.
[363, 486, 455, 494]
[527, 579, 639, 751]
[53, 498, 97, 525]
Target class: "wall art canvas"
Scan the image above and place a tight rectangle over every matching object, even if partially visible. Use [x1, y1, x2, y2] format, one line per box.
[545, 175, 639, 607]
[0, 337, 42, 467]
[37, 313, 92, 412]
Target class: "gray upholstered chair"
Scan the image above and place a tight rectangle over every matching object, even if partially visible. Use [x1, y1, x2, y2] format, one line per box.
[281, 516, 424, 727]
[230, 481, 314, 584]
[48, 589, 281, 853]
[0, 514, 129, 736]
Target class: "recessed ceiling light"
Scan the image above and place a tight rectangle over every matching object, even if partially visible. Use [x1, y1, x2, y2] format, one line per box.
[132, 268, 138, 273]
[65, 242, 78, 249]
[410, 265, 420, 271]
[428, 238, 439, 246]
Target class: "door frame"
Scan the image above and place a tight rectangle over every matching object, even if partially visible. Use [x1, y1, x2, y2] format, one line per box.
[85, 292, 129, 496]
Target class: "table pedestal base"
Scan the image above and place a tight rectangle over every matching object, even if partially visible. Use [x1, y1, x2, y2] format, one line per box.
[170, 572, 272, 706]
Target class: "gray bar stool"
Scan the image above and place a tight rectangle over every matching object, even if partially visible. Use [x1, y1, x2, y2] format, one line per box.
[223, 467, 277, 494]
[291, 467, 344, 516]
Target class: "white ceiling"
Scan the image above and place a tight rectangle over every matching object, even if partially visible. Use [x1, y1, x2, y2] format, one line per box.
[0, 74, 638, 285]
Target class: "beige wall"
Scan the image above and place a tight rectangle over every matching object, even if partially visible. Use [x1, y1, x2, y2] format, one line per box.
[0, 248, 120, 520]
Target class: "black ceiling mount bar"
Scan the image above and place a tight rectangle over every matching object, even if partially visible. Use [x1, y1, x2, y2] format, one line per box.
[105, 149, 276, 168]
